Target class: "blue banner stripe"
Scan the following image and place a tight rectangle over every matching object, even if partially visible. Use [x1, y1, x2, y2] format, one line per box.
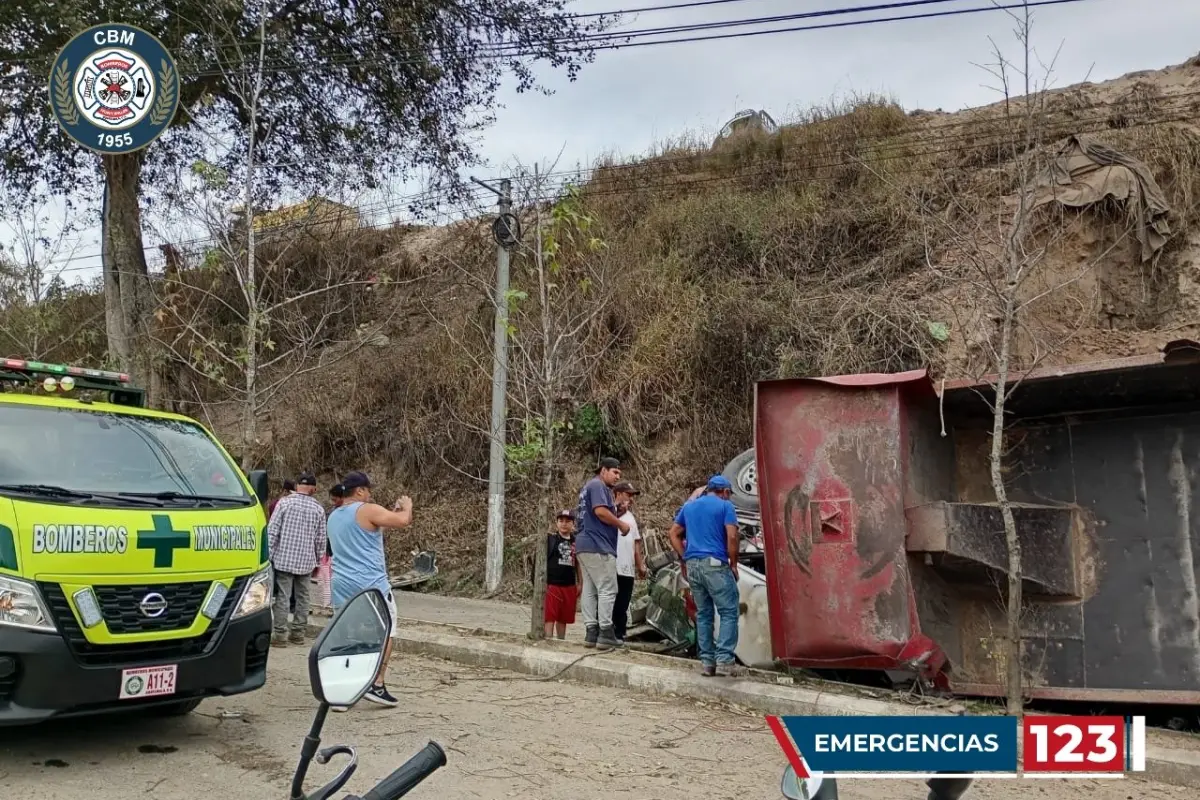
[780, 715, 1019, 773]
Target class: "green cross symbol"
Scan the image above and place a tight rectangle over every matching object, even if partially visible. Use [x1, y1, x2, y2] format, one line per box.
[137, 514, 191, 569]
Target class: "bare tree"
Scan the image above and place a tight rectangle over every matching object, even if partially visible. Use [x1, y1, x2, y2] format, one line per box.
[510, 170, 618, 639]
[903, 6, 1149, 715]
[150, 1, 395, 467]
[0, 197, 99, 360]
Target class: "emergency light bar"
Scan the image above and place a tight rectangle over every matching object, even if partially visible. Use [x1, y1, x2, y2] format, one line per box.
[0, 358, 144, 407]
[1, 358, 130, 384]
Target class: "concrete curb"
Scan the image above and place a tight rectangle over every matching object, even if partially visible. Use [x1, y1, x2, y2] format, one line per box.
[306, 620, 1200, 789]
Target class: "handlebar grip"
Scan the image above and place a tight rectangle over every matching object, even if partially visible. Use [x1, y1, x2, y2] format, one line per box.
[361, 742, 447, 800]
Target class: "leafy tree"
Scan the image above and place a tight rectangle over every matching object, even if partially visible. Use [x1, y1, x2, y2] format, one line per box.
[0, 0, 609, 386]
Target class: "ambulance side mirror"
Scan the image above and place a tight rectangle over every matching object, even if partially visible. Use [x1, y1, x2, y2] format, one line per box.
[248, 469, 269, 505]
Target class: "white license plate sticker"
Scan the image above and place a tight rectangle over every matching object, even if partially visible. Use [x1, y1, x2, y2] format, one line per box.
[119, 665, 178, 700]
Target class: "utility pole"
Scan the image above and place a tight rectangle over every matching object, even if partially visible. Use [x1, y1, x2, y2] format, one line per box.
[472, 176, 519, 594]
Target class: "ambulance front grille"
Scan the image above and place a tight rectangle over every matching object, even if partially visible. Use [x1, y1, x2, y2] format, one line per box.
[38, 577, 246, 667]
[93, 581, 212, 634]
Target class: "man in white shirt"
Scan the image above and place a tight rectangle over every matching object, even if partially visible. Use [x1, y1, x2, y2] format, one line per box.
[612, 480, 646, 644]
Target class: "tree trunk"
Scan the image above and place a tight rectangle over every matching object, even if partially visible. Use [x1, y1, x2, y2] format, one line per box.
[529, 182, 553, 639]
[990, 295, 1024, 716]
[100, 153, 151, 386]
[530, 408, 555, 639]
[241, 125, 260, 471]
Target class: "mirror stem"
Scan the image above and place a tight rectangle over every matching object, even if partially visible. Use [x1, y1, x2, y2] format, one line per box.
[290, 703, 330, 800]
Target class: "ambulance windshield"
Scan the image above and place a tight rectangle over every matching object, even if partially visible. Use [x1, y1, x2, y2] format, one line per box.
[0, 404, 249, 503]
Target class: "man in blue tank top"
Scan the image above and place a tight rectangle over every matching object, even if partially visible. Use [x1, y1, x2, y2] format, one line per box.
[327, 471, 413, 708]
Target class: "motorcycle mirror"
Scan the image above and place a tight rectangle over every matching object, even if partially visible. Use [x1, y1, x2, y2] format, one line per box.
[308, 588, 390, 707]
[781, 765, 834, 800]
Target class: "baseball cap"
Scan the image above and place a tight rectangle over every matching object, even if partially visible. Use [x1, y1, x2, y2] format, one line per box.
[282, 478, 296, 492]
[597, 457, 621, 472]
[613, 480, 640, 496]
[340, 471, 371, 490]
[556, 509, 575, 520]
[329, 483, 345, 498]
[298, 471, 317, 486]
[706, 475, 733, 491]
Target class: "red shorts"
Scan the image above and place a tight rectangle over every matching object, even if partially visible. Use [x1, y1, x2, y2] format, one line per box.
[545, 584, 578, 624]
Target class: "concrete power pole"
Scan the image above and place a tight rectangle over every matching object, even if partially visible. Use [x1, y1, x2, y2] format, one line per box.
[472, 176, 518, 594]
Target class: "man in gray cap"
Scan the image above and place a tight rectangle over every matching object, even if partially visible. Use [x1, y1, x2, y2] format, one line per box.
[668, 475, 742, 677]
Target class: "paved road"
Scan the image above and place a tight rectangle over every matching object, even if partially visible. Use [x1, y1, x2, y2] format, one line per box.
[3, 641, 1195, 799]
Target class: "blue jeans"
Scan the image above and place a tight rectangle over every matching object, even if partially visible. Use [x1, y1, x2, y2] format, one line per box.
[686, 558, 739, 666]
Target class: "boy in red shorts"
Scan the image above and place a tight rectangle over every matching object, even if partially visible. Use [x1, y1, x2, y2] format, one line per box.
[545, 509, 582, 639]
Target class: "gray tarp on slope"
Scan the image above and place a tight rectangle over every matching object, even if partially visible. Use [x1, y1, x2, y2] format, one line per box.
[1029, 133, 1172, 262]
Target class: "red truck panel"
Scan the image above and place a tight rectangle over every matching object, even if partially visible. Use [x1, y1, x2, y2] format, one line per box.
[754, 371, 946, 680]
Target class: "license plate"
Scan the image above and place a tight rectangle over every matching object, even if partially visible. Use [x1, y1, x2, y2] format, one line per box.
[119, 665, 178, 700]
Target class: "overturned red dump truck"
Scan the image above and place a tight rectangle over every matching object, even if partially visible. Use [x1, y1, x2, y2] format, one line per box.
[754, 341, 1200, 704]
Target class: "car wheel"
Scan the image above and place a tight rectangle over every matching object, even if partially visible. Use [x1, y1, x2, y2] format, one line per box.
[722, 448, 759, 512]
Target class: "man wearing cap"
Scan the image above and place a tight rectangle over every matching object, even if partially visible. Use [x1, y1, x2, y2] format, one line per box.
[575, 457, 630, 649]
[612, 480, 646, 644]
[267, 471, 327, 645]
[268, 478, 296, 519]
[326, 471, 412, 708]
[668, 475, 742, 677]
[544, 509, 582, 640]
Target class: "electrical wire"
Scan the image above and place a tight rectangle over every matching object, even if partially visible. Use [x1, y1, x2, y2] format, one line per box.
[573, 0, 767, 17]
[43, 106, 1196, 276]
[52, 102, 1200, 272]
[175, 0, 1098, 81]
[0, 0, 1102, 77]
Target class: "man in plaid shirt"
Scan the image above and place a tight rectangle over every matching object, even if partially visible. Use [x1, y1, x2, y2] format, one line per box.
[268, 471, 328, 644]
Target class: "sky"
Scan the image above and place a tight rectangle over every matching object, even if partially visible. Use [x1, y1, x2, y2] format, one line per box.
[6, 0, 1200, 287]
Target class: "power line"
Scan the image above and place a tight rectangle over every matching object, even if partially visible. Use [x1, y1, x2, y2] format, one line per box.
[52, 92, 1200, 272]
[226, 86, 1200, 190]
[497, 88, 1200, 190]
[540, 0, 976, 43]
[573, 0, 765, 17]
[40, 79, 1200, 274]
[565, 0, 1099, 51]
[0, 0, 1099, 78]
[44, 107, 1193, 276]
[0, 0, 947, 69]
[45, 185, 496, 273]
[225, 0, 1101, 76]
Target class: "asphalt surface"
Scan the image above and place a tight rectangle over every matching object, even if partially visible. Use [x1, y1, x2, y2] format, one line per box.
[3, 641, 1197, 799]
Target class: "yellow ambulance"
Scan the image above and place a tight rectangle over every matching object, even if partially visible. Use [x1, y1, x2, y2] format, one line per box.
[0, 358, 273, 724]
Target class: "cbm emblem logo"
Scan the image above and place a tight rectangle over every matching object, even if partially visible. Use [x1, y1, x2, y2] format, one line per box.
[49, 24, 180, 154]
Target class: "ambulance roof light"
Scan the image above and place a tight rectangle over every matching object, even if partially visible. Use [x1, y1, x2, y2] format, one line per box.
[1, 358, 131, 385]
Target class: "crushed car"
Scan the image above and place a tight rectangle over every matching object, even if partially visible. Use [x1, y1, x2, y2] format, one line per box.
[631, 447, 774, 667]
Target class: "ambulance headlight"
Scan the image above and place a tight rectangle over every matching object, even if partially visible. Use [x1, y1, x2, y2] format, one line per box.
[233, 567, 272, 619]
[0, 576, 56, 632]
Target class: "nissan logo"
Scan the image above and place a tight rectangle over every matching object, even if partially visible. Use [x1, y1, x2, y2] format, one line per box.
[139, 592, 169, 618]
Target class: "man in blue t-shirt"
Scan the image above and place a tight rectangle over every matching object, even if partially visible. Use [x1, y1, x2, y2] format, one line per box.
[575, 456, 630, 649]
[668, 475, 741, 677]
